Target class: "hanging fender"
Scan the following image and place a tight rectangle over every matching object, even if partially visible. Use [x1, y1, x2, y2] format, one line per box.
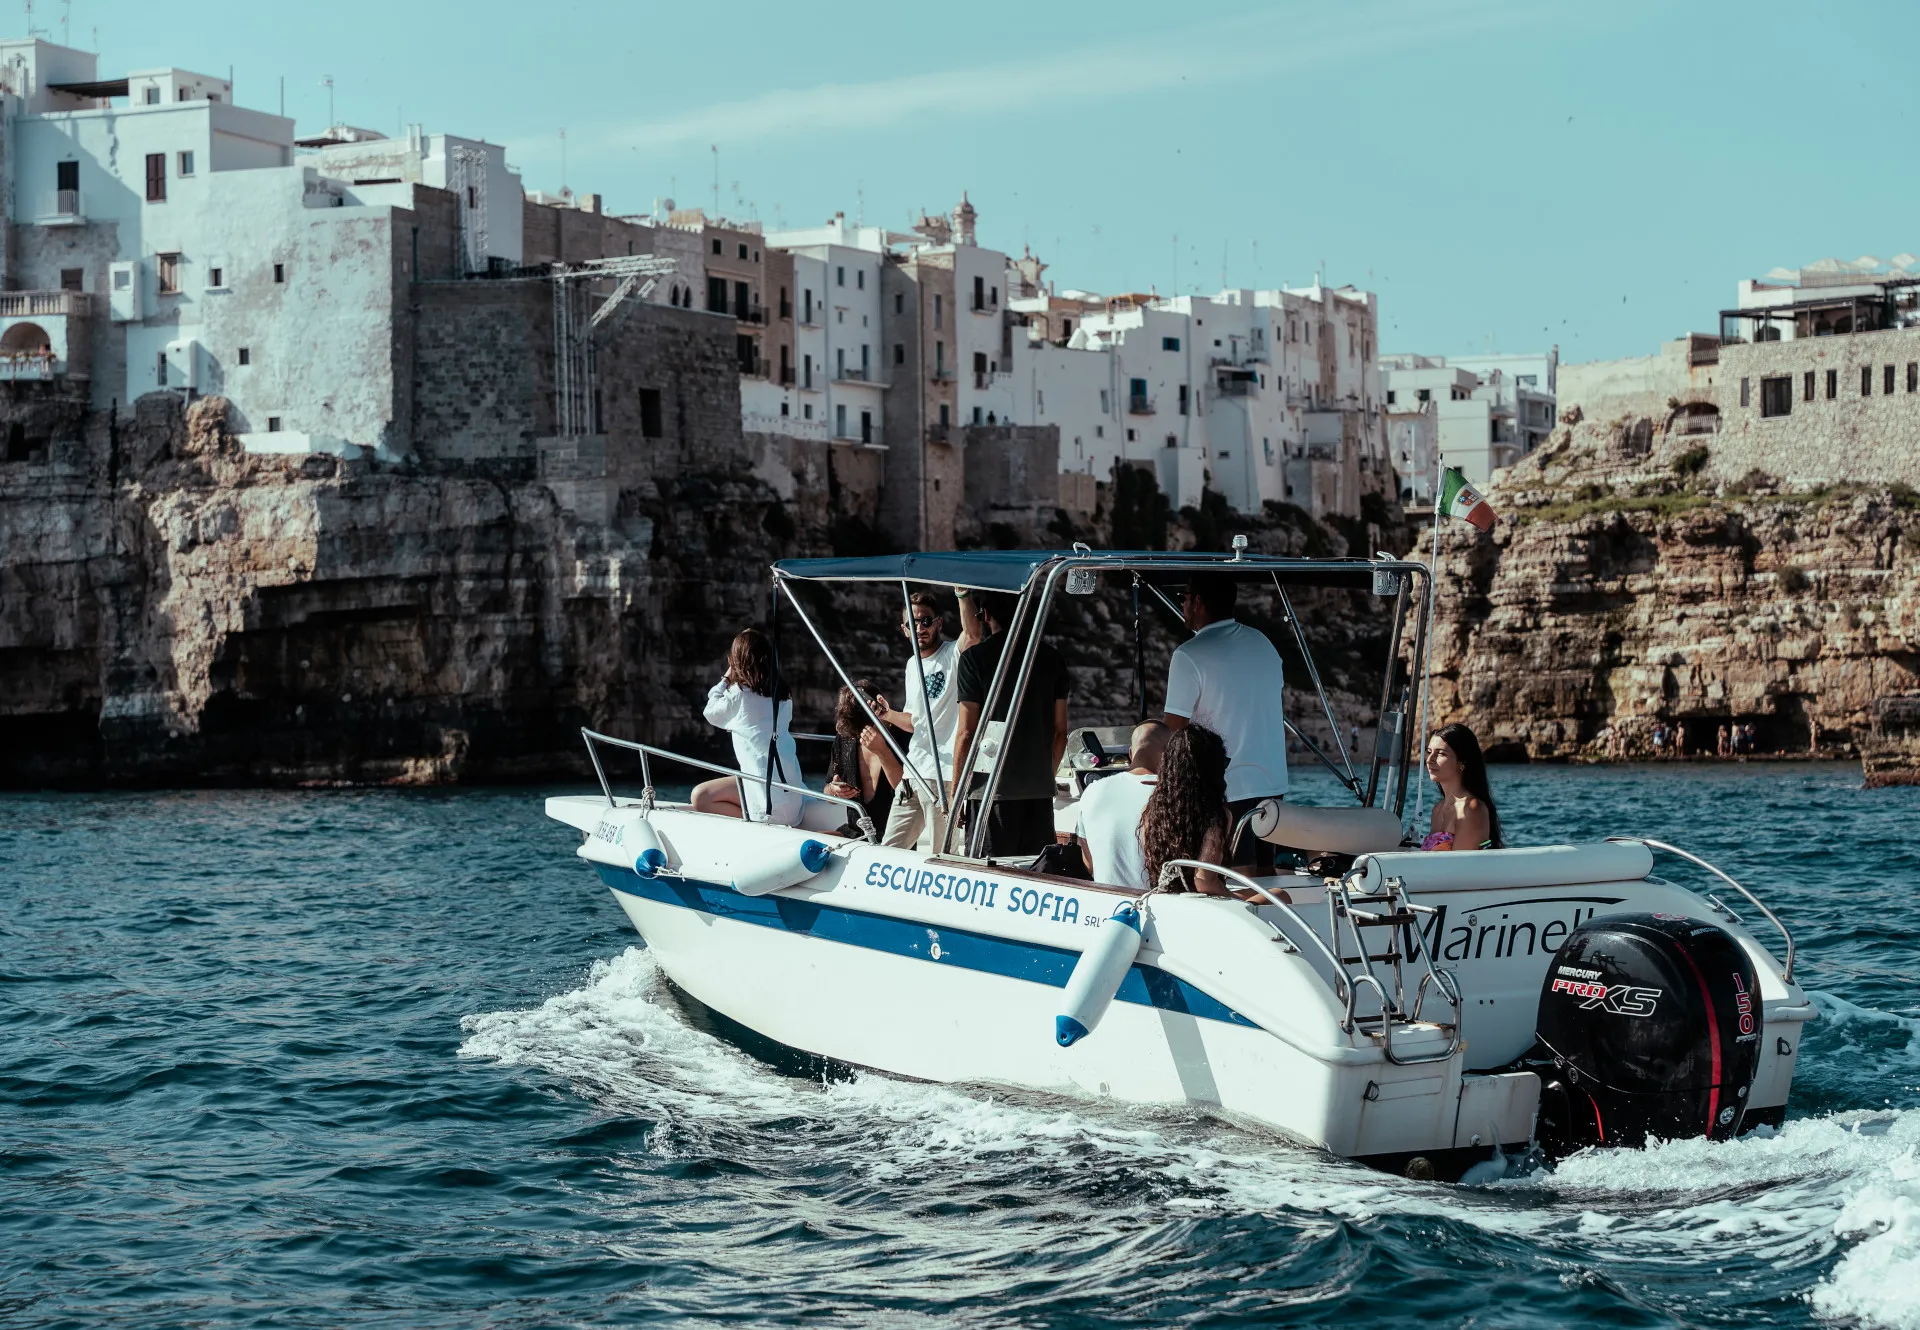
[1055, 900, 1145, 1047]
[728, 838, 834, 897]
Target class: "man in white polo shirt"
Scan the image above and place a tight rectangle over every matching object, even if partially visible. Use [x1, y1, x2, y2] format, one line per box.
[1162, 572, 1287, 874]
[1076, 721, 1169, 888]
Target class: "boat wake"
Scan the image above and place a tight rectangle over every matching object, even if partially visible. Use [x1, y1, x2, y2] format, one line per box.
[462, 948, 1920, 1329]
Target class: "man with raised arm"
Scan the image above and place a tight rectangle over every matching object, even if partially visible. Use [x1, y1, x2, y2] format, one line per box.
[950, 591, 1071, 859]
[872, 590, 983, 850]
[1162, 572, 1287, 875]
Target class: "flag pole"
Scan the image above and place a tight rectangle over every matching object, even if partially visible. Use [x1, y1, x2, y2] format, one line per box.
[1414, 453, 1441, 830]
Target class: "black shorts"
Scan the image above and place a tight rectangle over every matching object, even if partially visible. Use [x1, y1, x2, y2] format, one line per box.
[965, 798, 1056, 860]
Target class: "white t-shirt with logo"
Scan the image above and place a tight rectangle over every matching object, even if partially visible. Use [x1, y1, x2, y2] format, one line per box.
[1076, 770, 1156, 889]
[901, 638, 961, 799]
[1164, 618, 1289, 802]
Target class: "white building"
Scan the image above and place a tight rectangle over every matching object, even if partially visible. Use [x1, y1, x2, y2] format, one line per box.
[310, 126, 523, 274]
[1729, 255, 1920, 342]
[0, 36, 527, 458]
[764, 217, 889, 448]
[1379, 350, 1557, 494]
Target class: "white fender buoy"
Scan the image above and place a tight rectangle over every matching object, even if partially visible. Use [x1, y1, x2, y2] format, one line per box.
[729, 838, 834, 897]
[1055, 901, 1144, 1047]
[628, 818, 669, 878]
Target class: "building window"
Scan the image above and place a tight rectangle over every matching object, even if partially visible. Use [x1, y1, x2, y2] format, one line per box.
[1417, 388, 1431, 403]
[893, 343, 904, 365]
[1887, 364, 1897, 395]
[1862, 366, 1873, 396]
[895, 293, 904, 314]
[1740, 377, 1750, 408]
[973, 407, 985, 425]
[1177, 384, 1189, 415]
[145, 153, 166, 202]
[466, 186, 476, 208]
[836, 348, 846, 378]
[238, 347, 251, 366]
[639, 388, 663, 438]
[1162, 336, 1180, 352]
[935, 341, 944, 375]
[157, 252, 180, 294]
[860, 410, 872, 444]
[208, 266, 224, 288]
[1827, 369, 1838, 400]
[273, 263, 286, 284]
[933, 295, 943, 329]
[711, 238, 722, 255]
[1386, 390, 1396, 405]
[1166, 434, 1178, 448]
[144, 86, 160, 105]
[1803, 371, 1815, 401]
[738, 243, 748, 260]
[972, 275, 985, 310]
[1099, 389, 1110, 413]
[59, 267, 83, 292]
[1126, 429, 1136, 442]
[938, 403, 950, 427]
[836, 404, 848, 437]
[707, 276, 727, 313]
[177, 150, 195, 177]
[732, 280, 749, 319]
[156, 351, 167, 386]
[803, 403, 814, 420]
[1759, 376, 1792, 418]
[857, 270, 865, 290]
[267, 417, 282, 433]
[1909, 362, 1918, 393]
[861, 344, 870, 375]
[836, 266, 846, 287]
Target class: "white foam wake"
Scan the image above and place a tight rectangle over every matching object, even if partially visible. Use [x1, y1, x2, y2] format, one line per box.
[464, 948, 1920, 1326]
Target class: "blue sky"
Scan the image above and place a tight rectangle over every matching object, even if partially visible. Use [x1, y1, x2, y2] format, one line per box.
[52, 0, 1916, 363]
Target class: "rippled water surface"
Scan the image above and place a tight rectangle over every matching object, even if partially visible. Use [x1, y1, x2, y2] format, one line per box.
[5, 763, 1919, 1328]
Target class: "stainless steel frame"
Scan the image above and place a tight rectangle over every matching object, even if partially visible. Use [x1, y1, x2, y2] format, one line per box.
[1613, 836, 1797, 981]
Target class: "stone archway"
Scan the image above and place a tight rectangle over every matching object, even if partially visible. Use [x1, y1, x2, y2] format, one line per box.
[0, 322, 51, 354]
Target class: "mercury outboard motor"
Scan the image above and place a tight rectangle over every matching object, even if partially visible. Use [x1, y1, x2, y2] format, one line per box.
[1532, 913, 1761, 1158]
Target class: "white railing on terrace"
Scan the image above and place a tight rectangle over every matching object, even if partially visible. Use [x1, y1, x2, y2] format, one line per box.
[0, 291, 88, 318]
[36, 190, 83, 221]
[0, 350, 58, 380]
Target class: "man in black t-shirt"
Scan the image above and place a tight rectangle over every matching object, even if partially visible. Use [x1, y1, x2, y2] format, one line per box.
[950, 591, 1070, 859]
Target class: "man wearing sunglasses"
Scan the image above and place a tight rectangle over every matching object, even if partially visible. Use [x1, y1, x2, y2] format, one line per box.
[872, 591, 983, 849]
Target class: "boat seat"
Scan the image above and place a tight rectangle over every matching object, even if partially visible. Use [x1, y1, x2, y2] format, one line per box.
[1248, 800, 1405, 855]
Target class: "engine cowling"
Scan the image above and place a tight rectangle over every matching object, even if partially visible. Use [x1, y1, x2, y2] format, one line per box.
[1533, 912, 1762, 1158]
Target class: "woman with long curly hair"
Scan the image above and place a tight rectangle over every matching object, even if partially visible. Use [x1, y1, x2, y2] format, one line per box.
[1420, 722, 1504, 851]
[1140, 725, 1232, 894]
[822, 678, 903, 835]
[691, 628, 803, 825]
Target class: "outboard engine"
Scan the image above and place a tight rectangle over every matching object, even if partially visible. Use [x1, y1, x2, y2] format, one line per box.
[1532, 913, 1762, 1158]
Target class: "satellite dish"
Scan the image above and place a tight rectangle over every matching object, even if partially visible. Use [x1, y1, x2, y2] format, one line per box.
[662, 197, 676, 212]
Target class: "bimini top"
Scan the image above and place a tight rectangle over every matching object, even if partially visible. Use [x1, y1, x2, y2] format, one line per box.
[772, 550, 1422, 595]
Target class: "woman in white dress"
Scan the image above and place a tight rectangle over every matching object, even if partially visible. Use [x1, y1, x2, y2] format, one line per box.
[690, 628, 804, 825]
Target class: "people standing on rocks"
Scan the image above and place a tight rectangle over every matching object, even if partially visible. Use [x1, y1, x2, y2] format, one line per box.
[1141, 725, 1233, 894]
[1162, 573, 1288, 875]
[823, 679, 902, 838]
[951, 591, 1071, 858]
[1717, 724, 1732, 758]
[1076, 721, 1170, 888]
[872, 591, 983, 850]
[1420, 723, 1503, 852]
[691, 628, 804, 826]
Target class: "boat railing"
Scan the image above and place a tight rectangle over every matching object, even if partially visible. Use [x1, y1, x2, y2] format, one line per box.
[1154, 859, 1357, 1019]
[1610, 836, 1796, 981]
[579, 727, 879, 842]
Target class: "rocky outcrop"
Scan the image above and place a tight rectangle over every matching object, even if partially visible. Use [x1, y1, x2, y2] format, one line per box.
[2, 395, 1403, 786]
[1424, 409, 1920, 762]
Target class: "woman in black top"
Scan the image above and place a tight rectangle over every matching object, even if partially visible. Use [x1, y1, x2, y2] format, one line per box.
[824, 679, 903, 836]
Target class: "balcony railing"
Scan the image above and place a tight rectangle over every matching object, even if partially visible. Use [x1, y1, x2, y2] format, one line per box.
[837, 367, 870, 383]
[779, 367, 795, 386]
[35, 190, 85, 224]
[736, 303, 766, 325]
[932, 367, 955, 381]
[1128, 394, 1155, 415]
[0, 290, 88, 317]
[0, 350, 57, 380]
[973, 371, 988, 389]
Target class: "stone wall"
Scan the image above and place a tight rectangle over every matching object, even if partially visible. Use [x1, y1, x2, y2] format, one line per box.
[1713, 329, 1920, 487]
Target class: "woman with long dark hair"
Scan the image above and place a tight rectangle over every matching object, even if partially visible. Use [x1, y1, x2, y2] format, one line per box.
[1420, 722, 1504, 851]
[1140, 725, 1232, 894]
[822, 678, 903, 835]
[691, 628, 803, 825]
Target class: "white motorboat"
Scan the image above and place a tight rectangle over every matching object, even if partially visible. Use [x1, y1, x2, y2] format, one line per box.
[543, 548, 1812, 1179]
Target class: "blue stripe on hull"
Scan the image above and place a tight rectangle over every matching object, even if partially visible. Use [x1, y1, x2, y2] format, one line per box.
[598, 866, 1257, 1030]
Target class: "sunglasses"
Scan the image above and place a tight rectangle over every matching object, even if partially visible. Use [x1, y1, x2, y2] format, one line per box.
[910, 616, 938, 628]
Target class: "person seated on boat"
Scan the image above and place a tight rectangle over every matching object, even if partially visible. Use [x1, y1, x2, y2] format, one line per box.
[691, 628, 804, 826]
[823, 679, 904, 837]
[950, 591, 1071, 859]
[1141, 725, 1232, 895]
[1419, 723, 1504, 851]
[1162, 571, 1288, 875]
[1075, 721, 1169, 887]
[871, 591, 984, 851]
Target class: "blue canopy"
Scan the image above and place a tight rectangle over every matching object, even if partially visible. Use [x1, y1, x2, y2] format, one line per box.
[772, 550, 1412, 594]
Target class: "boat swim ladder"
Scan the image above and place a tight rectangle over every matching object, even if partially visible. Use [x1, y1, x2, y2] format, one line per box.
[1326, 870, 1462, 1065]
[1154, 862, 1460, 1066]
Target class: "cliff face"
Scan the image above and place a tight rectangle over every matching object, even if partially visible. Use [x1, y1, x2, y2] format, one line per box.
[3, 390, 1403, 786]
[1425, 408, 1920, 761]
[1, 394, 829, 785]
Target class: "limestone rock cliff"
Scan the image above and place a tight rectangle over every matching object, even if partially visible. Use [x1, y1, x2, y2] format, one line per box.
[1424, 407, 1920, 762]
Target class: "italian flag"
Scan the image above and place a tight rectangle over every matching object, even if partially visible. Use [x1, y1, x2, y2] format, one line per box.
[1440, 467, 1497, 531]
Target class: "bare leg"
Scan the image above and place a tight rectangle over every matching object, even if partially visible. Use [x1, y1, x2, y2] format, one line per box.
[691, 777, 745, 818]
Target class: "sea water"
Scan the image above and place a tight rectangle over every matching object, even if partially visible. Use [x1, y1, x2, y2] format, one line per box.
[3, 763, 1917, 1327]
